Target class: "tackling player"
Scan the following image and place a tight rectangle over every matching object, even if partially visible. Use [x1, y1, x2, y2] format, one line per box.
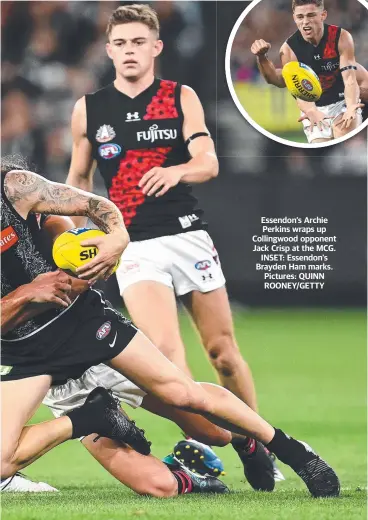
[0, 159, 341, 498]
[250, 0, 366, 143]
[66, 3, 281, 491]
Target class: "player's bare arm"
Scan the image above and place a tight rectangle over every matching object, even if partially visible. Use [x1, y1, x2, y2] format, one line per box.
[250, 40, 286, 88]
[139, 86, 218, 198]
[336, 29, 364, 130]
[3, 170, 128, 282]
[66, 97, 96, 227]
[1, 271, 73, 334]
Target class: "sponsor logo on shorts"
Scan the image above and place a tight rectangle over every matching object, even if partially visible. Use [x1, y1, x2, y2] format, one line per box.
[195, 260, 212, 271]
[96, 321, 112, 340]
[0, 226, 19, 253]
[96, 124, 116, 143]
[301, 79, 313, 92]
[0, 365, 13, 375]
[122, 260, 140, 273]
[98, 143, 122, 160]
[201, 273, 213, 283]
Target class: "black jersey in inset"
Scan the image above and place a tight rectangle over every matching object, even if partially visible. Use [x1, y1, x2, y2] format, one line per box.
[287, 24, 345, 107]
[85, 78, 206, 241]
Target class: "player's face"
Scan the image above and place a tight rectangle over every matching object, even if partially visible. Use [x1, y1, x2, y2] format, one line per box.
[106, 23, 163, 80]
[293, 5, 327, 42]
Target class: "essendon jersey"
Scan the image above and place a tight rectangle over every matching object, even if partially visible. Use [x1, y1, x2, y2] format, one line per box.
[287, 24, 345, 106]
[86, 78, 206, 241]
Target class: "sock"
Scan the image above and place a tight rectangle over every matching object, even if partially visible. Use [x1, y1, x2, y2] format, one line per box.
[266, 428, 310, 469]
[231, 436, 256, 455]
[66, 406, 102, 439]
[171, 470, 193, 494]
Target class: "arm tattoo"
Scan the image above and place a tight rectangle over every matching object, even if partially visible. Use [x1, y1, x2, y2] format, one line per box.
[4, 170, 125, 233]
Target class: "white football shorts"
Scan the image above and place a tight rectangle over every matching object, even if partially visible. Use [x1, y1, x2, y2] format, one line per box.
[43, 363, 146, 418]
[116, 230, 226, 296]
[301, 99, 363, 143]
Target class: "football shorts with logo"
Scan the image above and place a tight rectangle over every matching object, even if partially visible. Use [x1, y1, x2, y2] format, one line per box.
[44, 363, 146, 419]
[301, 99, 363, 143]
[115, 230, 226, 296]
[1, 290, 137, 385]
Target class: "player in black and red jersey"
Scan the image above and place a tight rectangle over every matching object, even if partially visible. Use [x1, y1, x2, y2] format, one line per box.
[251, 0, 367, 143]
[63, 3, 280, 491]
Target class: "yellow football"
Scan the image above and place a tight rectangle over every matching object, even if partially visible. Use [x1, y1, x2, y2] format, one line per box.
[52, 228, 120, 275]
[282, 61, 322, 102]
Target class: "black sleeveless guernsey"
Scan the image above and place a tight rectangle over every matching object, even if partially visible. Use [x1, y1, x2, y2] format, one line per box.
[85, 78, 206, 242]
[287, 24, 345, 107]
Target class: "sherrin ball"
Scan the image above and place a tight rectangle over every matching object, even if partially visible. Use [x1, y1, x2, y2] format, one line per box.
[52, 227, 119, 275]
[282, 61, 322, 102]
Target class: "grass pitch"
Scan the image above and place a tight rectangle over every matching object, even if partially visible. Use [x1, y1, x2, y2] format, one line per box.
[2, 309, 366, 520]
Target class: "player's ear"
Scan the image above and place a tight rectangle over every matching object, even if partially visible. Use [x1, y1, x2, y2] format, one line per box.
[106, 43, 113, 60]
[153, 39, 164, 58]
[321, 9, 327, 21]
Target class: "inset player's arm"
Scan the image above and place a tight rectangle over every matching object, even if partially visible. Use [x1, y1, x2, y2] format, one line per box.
[66, 97, 97, 228]
[3, 170, 129, 282]
[250, 40, 289, 88]
[336, 29, 364, 130]
[139, 86, 218, 197]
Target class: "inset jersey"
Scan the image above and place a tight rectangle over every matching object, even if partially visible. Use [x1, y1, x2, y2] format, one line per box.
[287, 24, 345, 107]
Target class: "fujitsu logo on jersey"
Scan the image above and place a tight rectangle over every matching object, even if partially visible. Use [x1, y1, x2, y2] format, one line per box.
[137, 124, 178, 143]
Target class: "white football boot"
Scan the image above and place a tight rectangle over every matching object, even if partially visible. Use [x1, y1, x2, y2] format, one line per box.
[0, 472, 58, 492]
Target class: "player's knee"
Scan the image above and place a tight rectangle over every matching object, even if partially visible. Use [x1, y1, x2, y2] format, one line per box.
[135, 471, 177, 498]
[206, 333, 240, 377]
[161, 381, 212, 415]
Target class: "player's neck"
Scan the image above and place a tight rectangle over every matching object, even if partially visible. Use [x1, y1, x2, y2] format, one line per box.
[114, 73, 155, 99]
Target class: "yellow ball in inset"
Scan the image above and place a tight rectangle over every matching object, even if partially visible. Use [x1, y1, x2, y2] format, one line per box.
[282, 61, 322, 102]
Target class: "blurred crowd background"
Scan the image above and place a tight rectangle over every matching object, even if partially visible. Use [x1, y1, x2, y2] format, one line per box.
[230, 0, 368, 140]
[1, 1, 366, 305]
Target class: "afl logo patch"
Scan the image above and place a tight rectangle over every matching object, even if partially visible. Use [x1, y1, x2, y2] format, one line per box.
[96, 321, 112, 340]
[301, 79, 313, 92]
[195, 260, 212, 271]
[98, 143, 122, 160]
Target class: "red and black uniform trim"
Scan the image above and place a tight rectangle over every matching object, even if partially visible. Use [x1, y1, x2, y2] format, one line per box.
[86, 78, 205, 241]
[287, 24, 345, 107]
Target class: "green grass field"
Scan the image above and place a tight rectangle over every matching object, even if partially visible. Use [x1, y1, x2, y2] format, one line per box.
[2, 309, 366, 520]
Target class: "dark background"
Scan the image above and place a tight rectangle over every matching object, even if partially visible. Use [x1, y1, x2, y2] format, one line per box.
[1, 0, 366, 306]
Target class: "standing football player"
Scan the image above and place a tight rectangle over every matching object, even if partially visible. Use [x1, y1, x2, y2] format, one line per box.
[250, 0, 365, 144]
[66, 3, 281, 490]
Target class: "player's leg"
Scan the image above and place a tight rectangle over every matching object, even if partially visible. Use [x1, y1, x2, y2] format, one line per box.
[108, 331, 340, 497]
[356, 63, 368, 103]
[82, 436, 178, 497]
[123, 281, 192, 377]
[182, 287, 257, 411]
[333, 111, 363, 138]
[1, 375, 72, 478]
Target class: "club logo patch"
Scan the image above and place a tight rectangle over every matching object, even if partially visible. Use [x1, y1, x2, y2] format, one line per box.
[301, 79, 313, 92]
[195, 260, 212, 271]
[96, 124, 116, 143]
[1, 226, 19, 253]
[98, 143, 122, 160]
[96, 321, 112, 340]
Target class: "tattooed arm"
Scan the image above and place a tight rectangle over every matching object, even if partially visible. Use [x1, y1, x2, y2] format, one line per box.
[4, 170, 129, 282]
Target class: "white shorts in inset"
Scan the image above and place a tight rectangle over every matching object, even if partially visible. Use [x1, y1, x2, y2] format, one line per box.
[301, 99, 363, 143]
[116, 230, 226, 297]
[43, 364, 146, 419]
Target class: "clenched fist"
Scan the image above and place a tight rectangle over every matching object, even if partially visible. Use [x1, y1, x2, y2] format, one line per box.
[251, 40, 271, 56]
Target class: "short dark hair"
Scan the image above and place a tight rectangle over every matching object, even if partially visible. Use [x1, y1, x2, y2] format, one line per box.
[1, 155, 29, 175]
[106, 4, 160, 40]
[292, 0, 325, 11]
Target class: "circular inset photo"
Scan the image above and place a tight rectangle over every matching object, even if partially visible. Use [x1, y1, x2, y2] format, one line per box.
[226, 0, 368, 148]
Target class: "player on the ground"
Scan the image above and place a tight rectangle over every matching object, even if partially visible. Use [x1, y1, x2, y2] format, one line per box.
[250, 0, 365, 143]
[66, 3, 283, 490]
[1, 160, 340, 499]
